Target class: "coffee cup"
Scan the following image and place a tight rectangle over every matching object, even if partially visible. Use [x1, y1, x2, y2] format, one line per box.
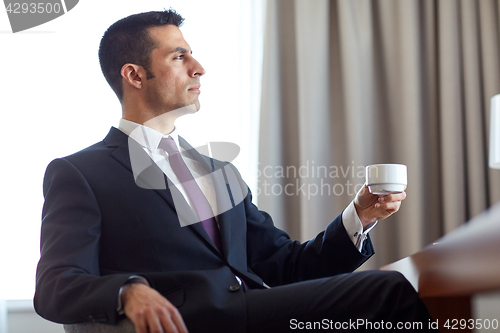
[365, 164, 407, 195]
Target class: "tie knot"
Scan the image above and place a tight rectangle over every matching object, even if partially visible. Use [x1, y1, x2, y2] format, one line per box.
[159, 137, 179, 155]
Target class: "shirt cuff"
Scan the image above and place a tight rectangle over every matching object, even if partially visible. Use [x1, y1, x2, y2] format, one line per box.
[117, 275, 149, 315]
[342, 201, 378, 251]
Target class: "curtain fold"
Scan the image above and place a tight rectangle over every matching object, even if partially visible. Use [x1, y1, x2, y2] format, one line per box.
[259, 0, 500, 268]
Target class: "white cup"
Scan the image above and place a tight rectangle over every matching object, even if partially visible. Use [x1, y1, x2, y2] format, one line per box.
[365, 164, 407, 195]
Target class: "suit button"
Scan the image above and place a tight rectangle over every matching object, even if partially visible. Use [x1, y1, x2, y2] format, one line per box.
[229, 285, 240, 292]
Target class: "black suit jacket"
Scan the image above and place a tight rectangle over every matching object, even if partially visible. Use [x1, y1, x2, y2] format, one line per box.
[34, 127, 374, 333]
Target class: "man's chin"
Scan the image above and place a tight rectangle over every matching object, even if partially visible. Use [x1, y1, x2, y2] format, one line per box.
[183, 101, 201, 114]
[193, 101, 201, 112]
[166, 104, 199, 115]
[185, 103, 199, 114]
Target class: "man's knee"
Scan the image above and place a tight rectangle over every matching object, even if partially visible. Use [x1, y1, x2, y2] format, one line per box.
[384, 271, 415, 292]
[369, 270, 413, 288]
[361, 270, 418, 302]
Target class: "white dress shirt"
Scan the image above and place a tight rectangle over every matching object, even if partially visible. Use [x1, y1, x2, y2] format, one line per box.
[117, 118, 375, 251]
[342, 202, 377, 251]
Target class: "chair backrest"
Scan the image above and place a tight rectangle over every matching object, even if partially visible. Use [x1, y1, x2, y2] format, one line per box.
[63, 318, 135, 333]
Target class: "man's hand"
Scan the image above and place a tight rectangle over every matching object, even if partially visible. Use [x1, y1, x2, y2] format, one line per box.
[354, 184, 406, 229]
[122, 283, 188, 333]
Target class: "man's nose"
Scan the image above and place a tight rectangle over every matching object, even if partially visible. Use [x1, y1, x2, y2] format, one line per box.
[190, 58, 205, 77]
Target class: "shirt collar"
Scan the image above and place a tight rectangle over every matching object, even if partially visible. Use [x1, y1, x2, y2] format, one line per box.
[118, 118, 181, 153]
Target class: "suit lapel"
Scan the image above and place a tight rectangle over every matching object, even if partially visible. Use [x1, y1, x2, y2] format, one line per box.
[210, 168, 234, 259]
[178, 137, 238, 259]
[164, 176, 221, 253]
[106, 128, 178, 212]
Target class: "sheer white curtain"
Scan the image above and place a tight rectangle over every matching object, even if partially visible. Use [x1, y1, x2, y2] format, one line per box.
[0, 0, 263, 300]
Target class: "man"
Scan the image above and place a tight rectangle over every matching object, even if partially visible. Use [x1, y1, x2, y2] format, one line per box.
[34, 9, 434, 333]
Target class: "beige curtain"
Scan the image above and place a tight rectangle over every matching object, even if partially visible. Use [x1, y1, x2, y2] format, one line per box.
[258, 0, 500, 269]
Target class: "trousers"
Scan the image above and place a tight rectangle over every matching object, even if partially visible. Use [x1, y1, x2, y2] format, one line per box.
[246, 270, 436, 332]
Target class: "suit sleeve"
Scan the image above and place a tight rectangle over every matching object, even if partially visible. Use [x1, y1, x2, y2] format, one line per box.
[239, 180, 374, 287]
[34, 158, 133, 324]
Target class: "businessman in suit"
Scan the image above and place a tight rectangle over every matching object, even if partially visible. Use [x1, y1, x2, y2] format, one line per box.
[34, 10, 435, 333]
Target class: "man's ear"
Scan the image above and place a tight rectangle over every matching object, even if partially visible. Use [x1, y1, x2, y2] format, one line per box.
[121, 63, 144, 90]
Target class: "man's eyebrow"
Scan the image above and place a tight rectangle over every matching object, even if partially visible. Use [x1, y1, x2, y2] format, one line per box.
[169, 47, 193, 54]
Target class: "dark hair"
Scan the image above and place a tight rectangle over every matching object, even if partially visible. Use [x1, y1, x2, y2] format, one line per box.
[98, 9, 185, 101]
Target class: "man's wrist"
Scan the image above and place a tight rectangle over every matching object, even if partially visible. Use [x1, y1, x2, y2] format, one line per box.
[117, 276, 149, 315]
[353, 201, 376, 229]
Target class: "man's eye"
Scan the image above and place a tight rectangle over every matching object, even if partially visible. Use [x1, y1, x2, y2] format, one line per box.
[174, 55, 184, 60]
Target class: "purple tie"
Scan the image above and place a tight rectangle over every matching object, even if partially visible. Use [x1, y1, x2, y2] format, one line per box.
[159, 137, 223, 252]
